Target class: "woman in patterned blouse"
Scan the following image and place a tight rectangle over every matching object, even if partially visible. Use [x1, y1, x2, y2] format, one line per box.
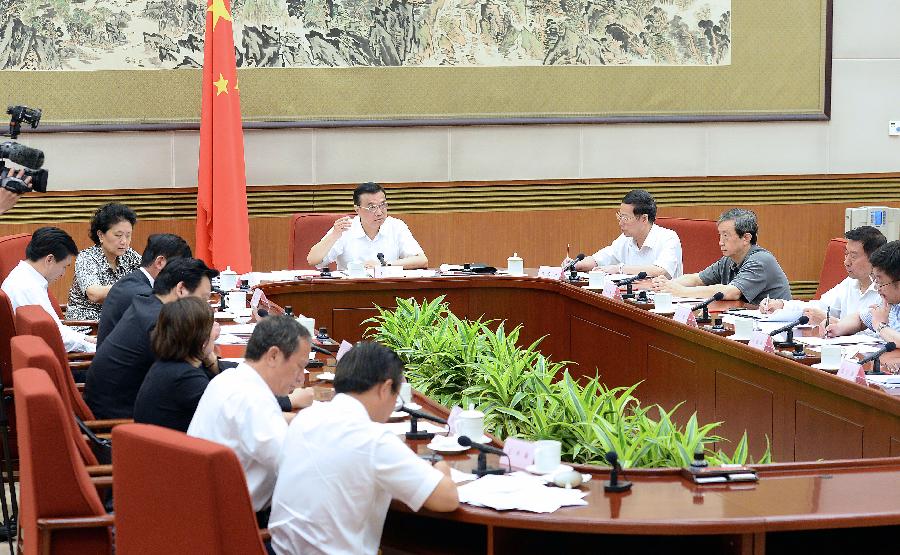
[65, 203, 141, 326]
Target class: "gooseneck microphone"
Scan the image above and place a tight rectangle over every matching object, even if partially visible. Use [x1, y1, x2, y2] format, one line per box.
[458, 435, 507, 477]
[620, 272, 648, 299]
[691, 292, 725, 324]
[399, 406, 448, 424]
[860, 341, 896, 374]
[0, 141, 44, 169]
[564, 253, 585, 272]
[768, 315, 810, 337]
[401, 405, 447, 441]
[377, 252, 387, 267]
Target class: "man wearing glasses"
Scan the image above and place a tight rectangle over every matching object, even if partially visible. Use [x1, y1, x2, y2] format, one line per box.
[307, 182, 428, 271]
[565, 189, 683, 278]
[826, 240, 900, 343]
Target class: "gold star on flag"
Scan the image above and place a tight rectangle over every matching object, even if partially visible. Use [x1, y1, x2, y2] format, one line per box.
[214, 73, 229, 96]
[208, 0, 233, 31]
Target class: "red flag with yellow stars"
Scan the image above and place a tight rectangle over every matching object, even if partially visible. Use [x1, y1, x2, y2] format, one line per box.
[196, 0, 252, 274]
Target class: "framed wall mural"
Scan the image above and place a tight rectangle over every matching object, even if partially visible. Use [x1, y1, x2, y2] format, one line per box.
[0, 0, 830, 126]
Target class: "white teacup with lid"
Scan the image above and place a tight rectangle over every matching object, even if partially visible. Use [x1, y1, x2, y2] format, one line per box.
[457, 403, 485, 441]
[219, 266, 239, 291]
[507, 253, 524, 276]
[588, 269, 606, 288]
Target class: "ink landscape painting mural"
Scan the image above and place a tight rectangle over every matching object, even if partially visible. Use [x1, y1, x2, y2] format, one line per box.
[1, 0, 730, 70]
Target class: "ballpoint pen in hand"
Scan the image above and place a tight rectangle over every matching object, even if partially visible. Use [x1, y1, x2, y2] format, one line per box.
[825, 306, 831, 329]
[760, 295, 770, 313]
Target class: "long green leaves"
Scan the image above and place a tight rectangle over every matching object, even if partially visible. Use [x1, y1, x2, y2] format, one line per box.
[365, 297, 771, 468]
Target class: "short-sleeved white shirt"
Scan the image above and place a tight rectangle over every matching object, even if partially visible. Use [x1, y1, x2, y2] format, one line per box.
[187, 362, 287, 512]
[591, 224, 683, 278]
[269, 393, 444, 555]
[785, 277, 880, 322]
[318, 216, 424, 271]
[1, 261, 93, 352]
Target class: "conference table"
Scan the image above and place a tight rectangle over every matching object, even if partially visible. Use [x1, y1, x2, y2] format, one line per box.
[258, 274, 900, 554]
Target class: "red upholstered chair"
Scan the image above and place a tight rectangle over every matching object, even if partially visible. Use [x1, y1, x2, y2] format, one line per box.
[815, 237, 849, 299]
[11, 336, 98, 467]
[0, 233, 29, 282]
[0, 291, 15, 394]
[655, 217, 722, 274]
[14, 368, 113, 554]
[289, 212, 354, 270]
[113, 423, 267, 555]
[14, 304, 92, 380]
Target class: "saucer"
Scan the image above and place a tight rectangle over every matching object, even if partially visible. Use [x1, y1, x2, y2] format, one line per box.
[728, 335, 752, 342]
[426, 439, 468, 454]
[812, 362, 842, 371]
[316, 372, 335, 381]
[403, 402, 422, 411]
[525, 463, 573, 475]
[388, 411, 410, 420]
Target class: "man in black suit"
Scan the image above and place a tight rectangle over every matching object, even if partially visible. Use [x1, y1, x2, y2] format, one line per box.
[96, 233, 192, 346]
[85, 257, 218, 420]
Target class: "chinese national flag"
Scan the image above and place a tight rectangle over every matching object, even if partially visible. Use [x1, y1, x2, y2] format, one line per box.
[195, 0, 252, 273]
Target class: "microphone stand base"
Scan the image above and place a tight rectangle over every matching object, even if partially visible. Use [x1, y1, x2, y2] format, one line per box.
[405, 431, 435, 441]
[604, 480, 633, 493]
[473, 466, 506, 478]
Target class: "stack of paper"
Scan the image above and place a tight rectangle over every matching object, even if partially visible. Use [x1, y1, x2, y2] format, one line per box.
[865, 374, 900, 396]
[382, 421, 448, 435]
[457, 472, 589, 513]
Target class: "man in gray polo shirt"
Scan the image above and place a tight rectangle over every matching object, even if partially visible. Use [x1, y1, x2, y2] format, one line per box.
[652, 208, 791, 305]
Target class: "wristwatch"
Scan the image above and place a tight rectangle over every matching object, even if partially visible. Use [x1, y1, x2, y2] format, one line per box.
[876, 322, 889, 333]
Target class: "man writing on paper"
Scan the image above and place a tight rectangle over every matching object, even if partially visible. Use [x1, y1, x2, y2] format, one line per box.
[761, 226, 886, 325]
[269, 342, 458, 555]
[826, 240, 900, 344]
[652, 208, 791, 304]
[307, 182, 428, 271]
[564, 189, 683, 278]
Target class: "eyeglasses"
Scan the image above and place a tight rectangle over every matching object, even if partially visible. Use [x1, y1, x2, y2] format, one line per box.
[614, 213, 636, 223]
[361, 202, 388, 213]
[871, 275, 900, 291]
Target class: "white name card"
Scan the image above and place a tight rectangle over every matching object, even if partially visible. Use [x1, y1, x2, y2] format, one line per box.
[748, 330, 775, 353]
[673, 305, 698, 328]
[837, 360, 866, 384]
[537, 266, 563, 280]
[601, 280, 622, 300]
[503, 437, 536, 469]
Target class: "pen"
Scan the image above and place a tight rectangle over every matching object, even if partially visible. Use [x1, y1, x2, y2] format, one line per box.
[566, 243, 571, 260]
[761, 295, 769, 312]
[825, 306, 830, 329]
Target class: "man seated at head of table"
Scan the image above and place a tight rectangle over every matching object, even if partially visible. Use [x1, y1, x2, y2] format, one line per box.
[96, 232, 192, 347]
[564, 189, 683, 279]
[761, 226, 886, 326]
[306, 181, 428, 271]
[826, 240, 900, 345]
[269, 342, 458, 555]
[189, 315, 313, 528]
[652, 208, 792, 305]
[85, 257, 218, 419]
[1, 226, 95, 352]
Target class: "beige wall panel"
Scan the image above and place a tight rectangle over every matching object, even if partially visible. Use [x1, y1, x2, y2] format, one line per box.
[828, 60, 900, 174]
[707, 122, 830, 176]
[449, 125, 581, 181]
[833, 0, 900, 59]
[581, 124, 708, 179]
[314, 127, 449, 184]
[172, 131, 201, 188]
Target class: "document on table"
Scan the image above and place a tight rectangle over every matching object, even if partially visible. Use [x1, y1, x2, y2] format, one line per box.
[797, 335, 884, 347]
[220, 323, 256, 335]
[457, 472, 589, 513]
[381, 421, 448, 435]
[215, 333, 247, 345]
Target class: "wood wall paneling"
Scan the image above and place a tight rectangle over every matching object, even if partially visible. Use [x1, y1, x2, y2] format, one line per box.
[568, 316, 636, 387]
[794, 401, 864, 462]
[644, 345, 699, 418]
[714, 371, 776, 461]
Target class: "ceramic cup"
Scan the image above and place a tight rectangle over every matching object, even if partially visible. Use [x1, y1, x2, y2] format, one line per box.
[588, 269, 606, 288]
[733, 317, 754, 339]
[296, 316, 316, 337]
[534, 440, 562, 473]
[507, 253, 524, 276]
[654, 292, 674, 312]
[226, 291, 247, 313]
[400, 382, 412, 405]
[820, 344, 843, 368]
[347, 261, 366, 278]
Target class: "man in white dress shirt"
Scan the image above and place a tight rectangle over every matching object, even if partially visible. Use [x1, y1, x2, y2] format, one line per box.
[188, 315, 312, 527]
[761, 226, 886, 326]
[307, 182, 427, 271]
[565, 189, 683, 278]
[1, 226, 95, 352]
[269, 342, 458, 555]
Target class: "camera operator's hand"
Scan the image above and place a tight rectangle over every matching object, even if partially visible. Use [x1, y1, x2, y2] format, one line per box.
[0, 168, 29, 215]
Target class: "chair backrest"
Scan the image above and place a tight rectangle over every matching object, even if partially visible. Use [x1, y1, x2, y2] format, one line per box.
[0, 233, 29, 283]
[11, 335, 99, 467]
[113, 423, 266, 555]
[815, 237, 849, 299]
[655, 217, 722, 274]
[14, 368, 110, 554]
[14, 306, 94, 417]
[0, 290, 15, 390]
[289, 213, 354, 270]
